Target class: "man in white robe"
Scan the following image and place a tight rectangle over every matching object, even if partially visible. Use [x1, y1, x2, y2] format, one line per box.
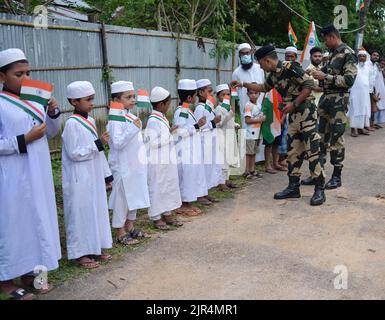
[0, 49, 61, 300]
[367, 50, 380, 130]
[374, 58, 385, 125]
[348, 51, 371, 137]
[232, 43, 265, 164]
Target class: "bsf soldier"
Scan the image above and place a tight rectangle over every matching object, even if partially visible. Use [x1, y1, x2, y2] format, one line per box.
[312, 24, 357, 190]
[232, 45, 326, 206]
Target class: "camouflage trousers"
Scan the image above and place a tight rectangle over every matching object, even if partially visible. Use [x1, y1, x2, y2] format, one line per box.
[318, 93, 349, 170]
[287, 102, 324, 179]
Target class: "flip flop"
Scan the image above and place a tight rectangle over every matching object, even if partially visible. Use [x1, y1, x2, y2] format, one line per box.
[129, 229, 151, 239]
[265, 168, 278, 174]
[175, 207, 199, 216]
[116, 233, 140, 246]
[6, 288, 35, 300]
[73, 257, 100, 269]
[20, 276, 55, 295]
[165, 219, 183, 227]
[153, 222, 170, 230]
[90, 254, 113, 262]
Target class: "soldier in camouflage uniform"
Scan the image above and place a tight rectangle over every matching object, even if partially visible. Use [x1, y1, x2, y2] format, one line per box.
[232, 45, 326, 206]
[312, 25, 357, 190]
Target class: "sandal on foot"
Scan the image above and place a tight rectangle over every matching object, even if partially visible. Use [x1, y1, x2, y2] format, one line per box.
[197, 198, 212, 206]
[73, 257, 100, 269]
[7, 288, 35, 300]
[175, 208, 199, 216]
[116, 234, 139, 246]
[165, 219, 183, 227]
[90, 254, 112, 262]
[129, 229, 151, 239]
[226, 182, 238, 189]
[154, 222, 170, 230]
[206, 196, 219, 203]
[265, 168, 278, 174]
[20, 276, 54, 295]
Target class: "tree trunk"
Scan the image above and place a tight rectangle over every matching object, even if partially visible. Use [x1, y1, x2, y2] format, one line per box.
[355, 0, 372, 51]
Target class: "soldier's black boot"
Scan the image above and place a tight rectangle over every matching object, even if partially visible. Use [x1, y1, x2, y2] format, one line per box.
[310, 176, 326, 206]
[274, 176, 301, 200]
[301, 176, 316, 185]
[325, 167, 342, 190]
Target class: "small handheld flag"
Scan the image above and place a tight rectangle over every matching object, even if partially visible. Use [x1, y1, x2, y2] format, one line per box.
[20, 79, 53, 107]
[356, 0, 364, 12]
[288, 22, 298, 48]
[222, 95, 231, 112]
[231, 87, 239, 103]
[300, 21, 321, 65]
[108, 101, 126, 122]
[205, 95, 216, 113]
[136, 89, 151, 109]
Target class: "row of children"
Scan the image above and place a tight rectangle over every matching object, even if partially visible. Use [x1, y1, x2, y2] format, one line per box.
[0, 48, 267, 299]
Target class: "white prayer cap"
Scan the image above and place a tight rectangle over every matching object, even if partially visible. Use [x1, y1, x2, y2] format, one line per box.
[196, 79, 212, 89]
[66, 81, 95, 99]
[358, 50, 367, 56]
[150, 86, 170, 103]
[0, 48, 27, 68]
[216, 83, 229, 93]
[178, 79, 197, 90]
[323, 51, 329, 57]
[238, 43, 251, 51]
[285, 46, 298, 54]
[111, 81, 134, 94]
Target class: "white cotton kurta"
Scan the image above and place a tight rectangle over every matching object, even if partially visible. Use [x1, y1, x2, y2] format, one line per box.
[214, 104, 240, 180]
[107, 110, 150, 226]
[232, 63, 265, 128]
[194, 102, 222, 189]
[374, 70, 385, 124]
[62, 115, 112, 260]
[348, 63, 371, 129]
[173, 106, 208, 202]
[144, 111, 181, 217]
[0, 92, 61, 281]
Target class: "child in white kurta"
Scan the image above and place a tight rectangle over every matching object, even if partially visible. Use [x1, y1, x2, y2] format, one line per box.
[0, 48, 61, 300]
[214, 84, 240, 191]
[173, 79, 208, 216]
[144, 86, 183, 229]
[107, 81, 150, 245]
[195, 79, 223, 196]
[62, 81, 113, 269]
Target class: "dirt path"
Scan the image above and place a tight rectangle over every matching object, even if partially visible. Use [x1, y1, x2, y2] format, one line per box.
[44, 130, 385, 300]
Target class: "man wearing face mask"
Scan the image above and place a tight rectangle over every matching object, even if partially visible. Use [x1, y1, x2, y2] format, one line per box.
[232, 43, 265, 128]
[347, 50, 371, 137]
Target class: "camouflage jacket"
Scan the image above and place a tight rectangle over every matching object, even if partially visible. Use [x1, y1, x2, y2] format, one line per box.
[263, 60, 315, 107]
[321, 43, 357, 93]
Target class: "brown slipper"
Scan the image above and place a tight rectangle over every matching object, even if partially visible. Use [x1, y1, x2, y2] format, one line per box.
[154, 222, 170, 230]
[265, 168, 278, 174]
[175, 208, 199, 216]
[73, 257, 100, 269]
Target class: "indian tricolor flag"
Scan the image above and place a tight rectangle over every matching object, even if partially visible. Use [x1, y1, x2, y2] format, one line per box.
[261, 89, 282, 144]
[108, 101, 126, 122]
[356, 0, 364, 12]
[222, 95, 231, 111]
[300, 21, 321, 65]
[288, 22, 298, 48]
[137, 89, 151, 109]
[231, 87, 239, 103]
[20, 79, 53, 106]
[205, 95, 216, 113]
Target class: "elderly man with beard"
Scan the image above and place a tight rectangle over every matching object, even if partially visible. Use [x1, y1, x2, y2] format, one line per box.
[232, 43, 265, 128]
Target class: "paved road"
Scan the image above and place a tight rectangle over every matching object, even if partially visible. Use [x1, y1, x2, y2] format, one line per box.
[44, 130, 385, 300]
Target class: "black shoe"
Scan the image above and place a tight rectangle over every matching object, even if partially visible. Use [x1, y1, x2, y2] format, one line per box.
[310, 187, 326, 206]
[325, 167, 342, 190]
[301, 176, 316, 186]
[274, 176, 301, 200]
